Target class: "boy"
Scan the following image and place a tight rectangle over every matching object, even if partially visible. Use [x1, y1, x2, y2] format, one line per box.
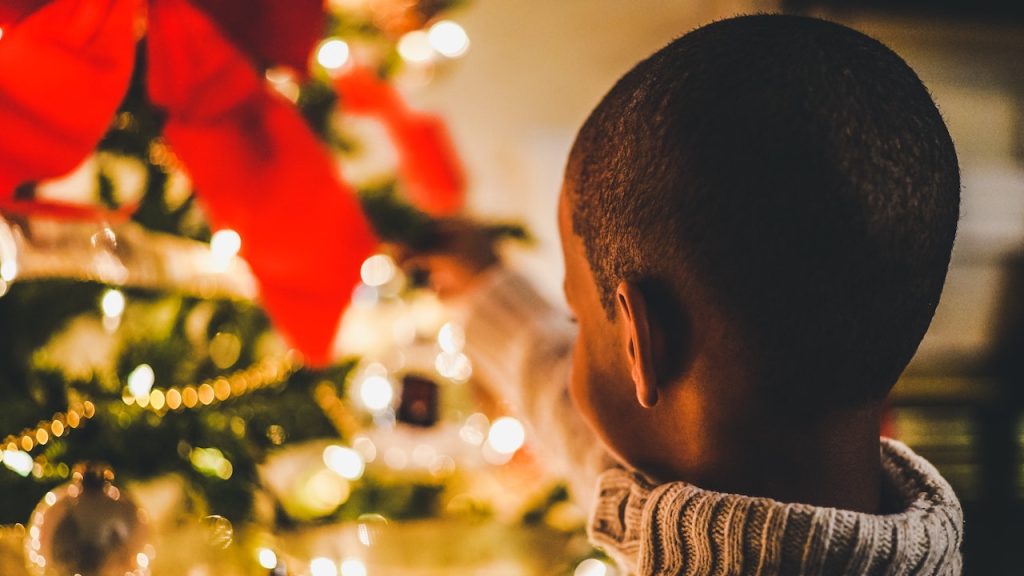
[415, 14, 963, 575]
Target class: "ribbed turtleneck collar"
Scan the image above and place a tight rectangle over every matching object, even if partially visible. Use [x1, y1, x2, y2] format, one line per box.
[588, 438, 963, 576]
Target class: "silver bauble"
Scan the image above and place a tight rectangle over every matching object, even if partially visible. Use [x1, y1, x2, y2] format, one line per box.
[25, 463, 152, 576]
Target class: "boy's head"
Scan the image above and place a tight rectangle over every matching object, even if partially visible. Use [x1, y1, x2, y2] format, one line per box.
[559, 15, 959, 471]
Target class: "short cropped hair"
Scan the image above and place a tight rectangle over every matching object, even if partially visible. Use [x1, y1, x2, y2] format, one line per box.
[566, 15, 960, 407]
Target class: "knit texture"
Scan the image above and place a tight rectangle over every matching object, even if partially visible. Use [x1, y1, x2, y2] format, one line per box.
[589, 438, 963, 576]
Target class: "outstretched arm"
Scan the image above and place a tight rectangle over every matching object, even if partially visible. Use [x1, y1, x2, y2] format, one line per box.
[451, 267, 612, 504]
[395, 220, 612, 503]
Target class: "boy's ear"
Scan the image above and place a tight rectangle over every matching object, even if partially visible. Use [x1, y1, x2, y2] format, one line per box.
[616, 281, 660, 408]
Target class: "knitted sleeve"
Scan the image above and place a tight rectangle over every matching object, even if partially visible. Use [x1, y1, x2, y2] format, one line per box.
[451, 267, 613, 504]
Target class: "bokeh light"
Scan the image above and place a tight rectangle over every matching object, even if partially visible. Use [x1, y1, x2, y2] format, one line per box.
[487, 416, 526, 455]
[360, 254, 397, 287]
[0, 260, 17, 283]
[317, 38, 351, 70]
[210, 229, 241, 271]
[2, 450, 33, 477]
[359, 374, 394, 411]
[257, 548, 278, 570]
[340, 558, 367, 576]
[310, 557, 337, 576]
[575, 558, 611, 576]
[323, 445, 365, 480]
[101, 289, 126, 318]
[460, 413, 489, 446]
[127, 364, 155, 400]
[437, 321, 465, 353]
[428, 20, 470, 58]
[398, 30, 435, 63]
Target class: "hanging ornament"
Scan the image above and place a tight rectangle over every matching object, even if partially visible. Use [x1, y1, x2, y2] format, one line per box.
[396, 373, 439, 427]
[334, 65, 465, 217]
[25, 463, 153, 576]
[88, 222, 129, 286]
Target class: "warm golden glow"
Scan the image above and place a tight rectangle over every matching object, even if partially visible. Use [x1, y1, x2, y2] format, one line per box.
[150, 389, 166, 411]
[198, 384, 215, 405]
[317, 38, 351, 70]
[166, 388, 182, 410]
[214, 378, 231, 401]
[182, 387, 199, 408]
[0, 355, 301, 457]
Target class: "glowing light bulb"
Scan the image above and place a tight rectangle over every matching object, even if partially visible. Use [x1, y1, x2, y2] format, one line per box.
[575, 558, 609, 576]
[398, 30, 435, 63]
[360, 254, 396, 287]
[101, 289, 126, 318]
[356, 514, 388, 546]
[257, 548, 278, 570]
[2, 450, 33, 477]
[435, 351, 472, 382]
[0, 261, 17, 282]
[486, 416, 526, 455]
[341, 558, 367, 576]
[127, 364, 155, 399]
[352, 435, 377, 463]
[459, 413, 489, 446]
[428, 20, 470, 58]
[265, 68, 292, 84]
[317, 38, 351, 70]
[323, 445, 365, 480]
[359, 374, 394, 411]
[310, 557, 337, 576]
[437, 322, 465, 353]
[210, 229, 242, 265]
[266, 67, 300, 102]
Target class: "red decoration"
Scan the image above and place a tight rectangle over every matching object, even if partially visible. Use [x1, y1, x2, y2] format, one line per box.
[0, 1, 50, 28]
[0, 0, 136, 198]
[190, 0, 323, 75]
[0, 0, 466, 365]
[334, 66, 465, 216]
[148, 0, 376, 366]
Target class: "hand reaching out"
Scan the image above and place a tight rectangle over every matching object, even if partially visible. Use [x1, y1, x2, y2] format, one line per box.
[390, 218, 500, 299]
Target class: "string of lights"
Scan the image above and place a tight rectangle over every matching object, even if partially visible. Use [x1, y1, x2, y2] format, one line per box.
[0, 352, 302, 481]
[120, 351, 303, 412]
[0, 400, 97, 478]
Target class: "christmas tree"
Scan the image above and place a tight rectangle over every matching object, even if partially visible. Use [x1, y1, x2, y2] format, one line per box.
[0, 1, 600, 574]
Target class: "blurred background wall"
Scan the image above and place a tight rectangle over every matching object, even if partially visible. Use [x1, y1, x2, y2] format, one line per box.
[410, 1, 1024, 573]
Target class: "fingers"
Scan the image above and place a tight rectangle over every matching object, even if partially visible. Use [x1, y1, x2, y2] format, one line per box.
[384, 219, 499, 299]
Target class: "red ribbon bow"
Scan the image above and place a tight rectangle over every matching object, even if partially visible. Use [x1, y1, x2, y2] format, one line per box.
[0, 0, 465, 366]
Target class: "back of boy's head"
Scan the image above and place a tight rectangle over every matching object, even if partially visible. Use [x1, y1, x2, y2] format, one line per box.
[565, 14, 960, 409]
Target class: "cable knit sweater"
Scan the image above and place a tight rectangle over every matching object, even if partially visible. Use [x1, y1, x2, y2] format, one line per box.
[454, 268, 964, 575]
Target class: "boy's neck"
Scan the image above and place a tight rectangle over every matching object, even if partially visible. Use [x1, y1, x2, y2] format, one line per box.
[726, 409, 883, 514]
[652, 403, 883, 514]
